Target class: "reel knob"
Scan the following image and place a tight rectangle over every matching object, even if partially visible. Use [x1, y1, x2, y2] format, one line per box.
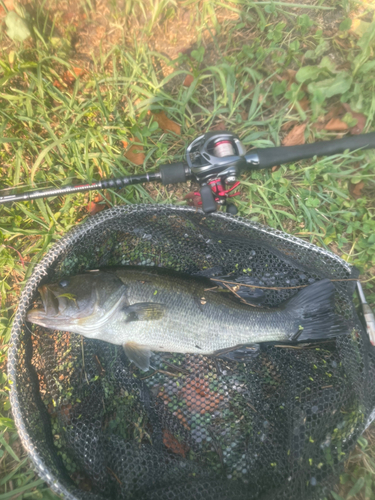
[226, 203, 238, 215]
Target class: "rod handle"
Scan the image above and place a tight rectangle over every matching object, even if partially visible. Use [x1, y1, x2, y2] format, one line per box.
[247, 132, 375, 170]
[160, 163, 190, 185]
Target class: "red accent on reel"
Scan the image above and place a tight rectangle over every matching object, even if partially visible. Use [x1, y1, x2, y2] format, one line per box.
[184, 179, 241, 207]
[208, 179, 241, 198]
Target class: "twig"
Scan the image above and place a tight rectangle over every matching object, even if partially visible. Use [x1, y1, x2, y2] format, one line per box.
[246, 402, 257, 412]
[158, 369, 181, 377]
[212, 277, 360, 291]
[106, 467, 122, 485]
[220, 281, 265, 307]
[139, 370, 158, 380]
[81, 337, 89, 385]
[4, 245, 25, 268]
[160, 359, 190, 375]
[220, 281, 252, 304]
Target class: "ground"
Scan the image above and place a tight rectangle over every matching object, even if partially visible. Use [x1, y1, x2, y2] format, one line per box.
[0, 0, 374, 498]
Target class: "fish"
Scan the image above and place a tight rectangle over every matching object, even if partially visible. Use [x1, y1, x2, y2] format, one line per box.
[26, 266, 348, 371]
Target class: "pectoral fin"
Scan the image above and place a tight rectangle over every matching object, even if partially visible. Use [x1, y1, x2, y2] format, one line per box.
[123, 342, 153, 371]
[124, 302, 166, 322]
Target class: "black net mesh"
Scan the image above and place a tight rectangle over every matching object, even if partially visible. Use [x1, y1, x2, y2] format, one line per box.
[8, 205, 375, 500]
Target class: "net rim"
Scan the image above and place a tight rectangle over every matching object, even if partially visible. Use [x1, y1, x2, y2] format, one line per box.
[8, 203, 358, 499]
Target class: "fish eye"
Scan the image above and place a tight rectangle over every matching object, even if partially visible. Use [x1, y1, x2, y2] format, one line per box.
[59, 279, 69, 288]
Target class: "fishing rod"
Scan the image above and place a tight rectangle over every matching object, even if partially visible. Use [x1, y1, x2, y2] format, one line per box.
[1, 130, 375, 214]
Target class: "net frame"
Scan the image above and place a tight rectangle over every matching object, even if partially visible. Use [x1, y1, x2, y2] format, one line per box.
[8, 204, 375, 500]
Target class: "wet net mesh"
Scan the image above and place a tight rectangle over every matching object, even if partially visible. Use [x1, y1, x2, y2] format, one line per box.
[8, 205, 375, 500]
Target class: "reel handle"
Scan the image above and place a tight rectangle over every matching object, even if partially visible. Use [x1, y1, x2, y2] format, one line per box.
[200, 184, 217, 214]
[247, 132, 375, 170]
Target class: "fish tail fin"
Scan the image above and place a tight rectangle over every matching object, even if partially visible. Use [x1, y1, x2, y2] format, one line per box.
[285, 279, 349, 341]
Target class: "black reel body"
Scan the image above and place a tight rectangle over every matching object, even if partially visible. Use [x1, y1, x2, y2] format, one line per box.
[185, 132, 251, 214]
[186, 131, 247, 183]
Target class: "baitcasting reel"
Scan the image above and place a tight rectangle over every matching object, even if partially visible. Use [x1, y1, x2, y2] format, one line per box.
[184, 131, 250, 215]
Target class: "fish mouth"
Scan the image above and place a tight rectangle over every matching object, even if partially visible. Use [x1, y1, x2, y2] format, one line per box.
[26, 285, 68, 327]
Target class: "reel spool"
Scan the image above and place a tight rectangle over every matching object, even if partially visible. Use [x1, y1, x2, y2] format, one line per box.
[185, 132, 248, 214]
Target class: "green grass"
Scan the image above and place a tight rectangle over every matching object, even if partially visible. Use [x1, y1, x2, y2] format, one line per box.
[0, 0, 375, 498]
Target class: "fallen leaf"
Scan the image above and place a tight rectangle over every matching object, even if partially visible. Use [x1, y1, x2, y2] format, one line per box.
[312, 104, 349, 132]
[348, 180, 365, 199]
[240, 110, 247, 121]
[323, 105, 344, 123]
[288, 95, 310, 115]
[284, 69, 297, 84]
[163, 429, 189, 457]
[281, 120, 298, 132]
[53, 67, 85, 89]
[281, 70, 311, 113]
[71, 67, 85, 77]
[282, 123, 306, 146]
[183, 74, 194, 87]
[121, 138, 145, 165]
[342, 103, 366, 135]
[211, 121, 226, 131]
[63, 67, 84, 84]
[86, 201, 106, 215]
[95, 192, 111, 203]
[299, 97, 310, 111]
[152, 111, 181, 135]
[324, 118, 349, 131]
[86, 193, 110, 215]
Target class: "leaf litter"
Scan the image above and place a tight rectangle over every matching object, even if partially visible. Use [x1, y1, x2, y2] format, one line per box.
[282, 123, 306, 147]
[152, 111, 181, 136]
[121, 138, 146, 165]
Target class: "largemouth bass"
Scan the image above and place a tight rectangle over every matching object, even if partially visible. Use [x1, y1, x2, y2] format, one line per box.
[27, 267, 348, 371]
